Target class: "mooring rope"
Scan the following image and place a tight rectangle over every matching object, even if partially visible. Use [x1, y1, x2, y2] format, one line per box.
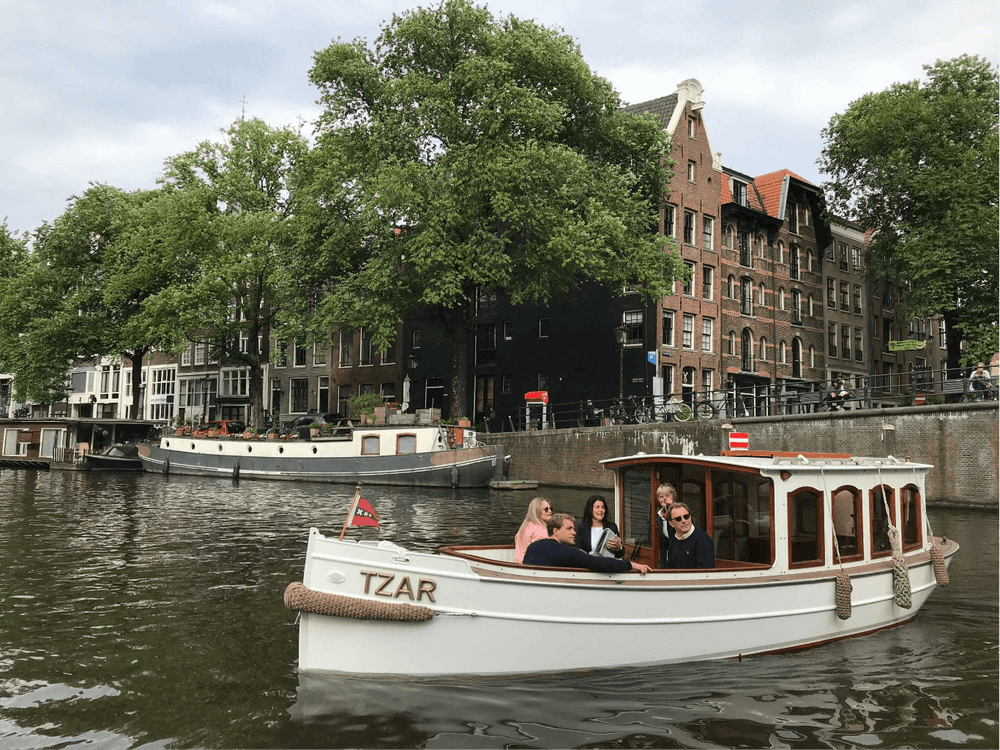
[283, 582, 434, 622]
[821, 465, 853, 620]
[876, 464, 912, 609]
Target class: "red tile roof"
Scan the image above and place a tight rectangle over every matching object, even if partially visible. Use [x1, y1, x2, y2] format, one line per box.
[752, 169, 815, 218]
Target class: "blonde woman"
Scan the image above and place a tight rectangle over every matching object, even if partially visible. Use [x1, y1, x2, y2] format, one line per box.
[514, 497, 553, 563]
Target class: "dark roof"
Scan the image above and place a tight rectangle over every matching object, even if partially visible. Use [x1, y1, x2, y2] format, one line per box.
[623, 94, 679, 129]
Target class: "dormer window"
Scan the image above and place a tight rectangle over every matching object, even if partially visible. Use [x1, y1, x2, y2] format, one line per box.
[733, 180, 748, 207]
[787, 201, 799, 233]
[688, 116, 697, 138]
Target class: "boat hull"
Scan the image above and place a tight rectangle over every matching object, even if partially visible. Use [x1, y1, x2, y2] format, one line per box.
[294, 531, 957, 676]
[137, 439, 504, 488]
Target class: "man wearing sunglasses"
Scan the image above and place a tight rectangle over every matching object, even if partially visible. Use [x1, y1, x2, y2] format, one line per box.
[665, 502, 715, 569]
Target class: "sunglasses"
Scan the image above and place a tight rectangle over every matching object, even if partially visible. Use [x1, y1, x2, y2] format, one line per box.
[541, 507, 552, 513]
[670, 513, 691, 522]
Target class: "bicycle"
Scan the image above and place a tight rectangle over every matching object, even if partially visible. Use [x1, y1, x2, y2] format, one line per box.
[608, 396, 652, 425]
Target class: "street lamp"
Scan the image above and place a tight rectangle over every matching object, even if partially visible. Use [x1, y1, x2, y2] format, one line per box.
[615, 323, 627, 399]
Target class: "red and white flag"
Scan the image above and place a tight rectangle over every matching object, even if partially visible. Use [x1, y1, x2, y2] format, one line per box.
[349, 497, 380, 528]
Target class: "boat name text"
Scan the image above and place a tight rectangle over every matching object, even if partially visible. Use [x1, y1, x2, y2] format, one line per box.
[360, 570, 437, 602]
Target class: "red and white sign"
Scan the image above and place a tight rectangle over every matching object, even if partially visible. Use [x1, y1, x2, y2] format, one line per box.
[524, 390, 549, 404]
[729, 432, 749, 450]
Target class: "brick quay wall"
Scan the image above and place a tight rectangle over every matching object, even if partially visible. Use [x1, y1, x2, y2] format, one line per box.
[481, 402, 999, 509]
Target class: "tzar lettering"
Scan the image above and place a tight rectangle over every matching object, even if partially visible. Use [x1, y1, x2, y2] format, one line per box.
[360, 570, 437, 602]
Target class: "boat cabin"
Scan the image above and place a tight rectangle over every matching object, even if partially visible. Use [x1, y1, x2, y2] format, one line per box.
[602, 451, 928, 572]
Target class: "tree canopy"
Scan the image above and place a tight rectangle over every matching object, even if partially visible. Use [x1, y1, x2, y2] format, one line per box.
[819, 54, 999, 367]
[297, 0, 678, 414]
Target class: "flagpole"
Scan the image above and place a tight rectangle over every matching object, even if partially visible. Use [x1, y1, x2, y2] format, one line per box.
[339, 483, 363, 541]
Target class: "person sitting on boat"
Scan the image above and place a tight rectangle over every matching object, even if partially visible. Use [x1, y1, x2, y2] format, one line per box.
[664, 503, 714, 569]
[576, 495, 624, 558]
[513, 497, 553, 564]
[523, 514, 651, 575]
[655, 482, 677, 568]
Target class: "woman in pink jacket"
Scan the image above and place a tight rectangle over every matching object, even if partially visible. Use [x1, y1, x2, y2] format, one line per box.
[514, 497, 553, 563]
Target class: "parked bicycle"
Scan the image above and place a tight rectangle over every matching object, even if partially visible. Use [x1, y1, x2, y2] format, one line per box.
[608, 395, 653, 425]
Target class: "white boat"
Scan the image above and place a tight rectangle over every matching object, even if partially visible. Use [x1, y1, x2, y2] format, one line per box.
[138, 424, 505, 488]
[285, 450, 958, 675]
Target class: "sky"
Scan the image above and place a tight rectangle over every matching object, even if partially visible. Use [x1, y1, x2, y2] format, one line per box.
[2, 0, 997, 238]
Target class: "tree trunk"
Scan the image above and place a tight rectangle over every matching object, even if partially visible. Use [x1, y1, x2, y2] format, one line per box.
[443, 303, 471, 421]
[943, 309, 963, 373]
[126, 347, 149, 420]
[248, 362, 265, 433]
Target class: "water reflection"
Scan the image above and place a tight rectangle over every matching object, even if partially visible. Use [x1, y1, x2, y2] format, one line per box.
[0, 470, 996, 749]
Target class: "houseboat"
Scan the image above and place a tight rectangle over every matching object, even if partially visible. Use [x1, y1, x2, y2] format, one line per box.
[0, 418, 157, 469]
[137, 424, 505, 488]
[285, 450, 957, 675]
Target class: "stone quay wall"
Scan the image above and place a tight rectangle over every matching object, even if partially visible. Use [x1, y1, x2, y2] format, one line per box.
[482, 402, 998, 509]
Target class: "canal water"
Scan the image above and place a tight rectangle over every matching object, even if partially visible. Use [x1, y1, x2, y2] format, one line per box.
[0, 470, 996, 749]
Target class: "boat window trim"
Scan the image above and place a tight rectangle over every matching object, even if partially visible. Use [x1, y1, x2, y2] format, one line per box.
[901, 484, 922, 551]
[831, 485, 864, 563]
[787, 485, 825, 568]
[361, 434, 380, 456]
[396, 433, 417, 455]
[869, 485, 896, 558]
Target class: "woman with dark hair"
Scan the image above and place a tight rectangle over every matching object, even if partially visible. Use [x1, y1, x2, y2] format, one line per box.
[577, 494, 624, 558]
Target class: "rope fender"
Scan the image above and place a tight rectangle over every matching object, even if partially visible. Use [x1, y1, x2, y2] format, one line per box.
[835, 570, 853, 621]
[888, 528, 912, 609]
[284, 582, 434, 622]
[929, 540, 950, 586]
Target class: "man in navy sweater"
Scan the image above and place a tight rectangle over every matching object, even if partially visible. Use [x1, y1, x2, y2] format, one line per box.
[664, 502, 715, 569]
[523, 514, 650, 575]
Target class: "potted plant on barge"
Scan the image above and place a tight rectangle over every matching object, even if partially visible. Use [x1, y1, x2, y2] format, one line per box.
[347, 393, 382, 425]
[309, 421, 322, 438]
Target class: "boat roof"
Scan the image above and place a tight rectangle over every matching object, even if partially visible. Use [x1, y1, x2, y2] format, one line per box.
[600, 451, 933, 475]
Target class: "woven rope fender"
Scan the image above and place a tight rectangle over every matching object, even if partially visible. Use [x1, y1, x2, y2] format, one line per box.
[835, 570, 853, 620]
[284, 582, 434, 622]
[888, 528, 912, 609]
[929, 540, 950, 586]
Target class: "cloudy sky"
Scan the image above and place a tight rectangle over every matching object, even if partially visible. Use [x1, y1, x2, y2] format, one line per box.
[2, 0, 996, 237]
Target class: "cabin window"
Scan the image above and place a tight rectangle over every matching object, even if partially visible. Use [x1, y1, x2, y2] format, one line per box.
[870, 486, 896, 556]
[39, 428, 66, 459]
[832, 486, 863, 562]
[788, 488, 824, 566]
[711, 470, 773, 565]
[361, 436, 380, 455]
[901, 485, 921, 550]
[396, 434, 417, 455]
[621, 467, 655, 560]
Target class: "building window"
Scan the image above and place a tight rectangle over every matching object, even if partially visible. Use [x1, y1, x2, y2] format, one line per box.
[538, 317, 549, 339]
[758, 283, 766, 308]
[664, 205, 676, 237]
[780, 340, 787, 364]
[683, 210, 696, 245]
[688, 116, 697, 138]
[787, 201, 798, 234]
[537, 371, 549, 390]
[842, 326, 851, 361]
[739, 231, 751, 267]
[777, 240, 785, 265]
[503, 321, 513, 341]
[789, 245, 799, 279]
[476, 324, 496, 365]
[740, 278, 753, 316]
[221, 369, 248, 397]
[501, 372, 512, 394]
[359, 328, 374, 366]
[702, 369, 713, 392]
[792, 338, 802, 378]
[194, 343, 205, 366]
[411, 329, 421, 350]
[791, 290, 802, 325]
[809, 345, 815, 368]
[702, 318, 713, 352]
[732, 180, 748, 207]
[290, 378, 309, 412]
[853, 285, 863, 315]
[778, 288, 785, 311]
[337, 385, 352, 414]
[727, 275, 735, 299]
[476, 288, 498, 315]
[827, 278, 836, 308]
[702, 216, 714, 252]
[623, 310, 644, 345]
[702, 266, 713, 300]
[807, 294, 814, 317]
[806, 249, 814, 272]
[852, 246, 862, 269]
[687, 161, 696, 182]
[682, 314, 695, 350]
[855, 328, 864, 362]
[294, 343, 307, 367]
[759, 337, 767, 361]
[683, 261, 695, 296]
[661, 364, 674, 393]
[726, 331, 736, 356]
[839, 243, 849, 271]
[380, 336, 396, 365]
[181, 344, 192, 367]
[840, 281, 850, 311]
[380, 382, 396, 403]
[741, 329, 753, 372]
[662, 310, 675, 347]
[339, 331, 353, 367]
[757, 235, 767, 259]
[828, 322, 838, 358]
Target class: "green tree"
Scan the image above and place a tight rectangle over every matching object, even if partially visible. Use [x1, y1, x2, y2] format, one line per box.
[819, 54, 999, 369]
[298, 0, 678, 416]
[143, 117, 309, 425]
[0, 185, 175, 413]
